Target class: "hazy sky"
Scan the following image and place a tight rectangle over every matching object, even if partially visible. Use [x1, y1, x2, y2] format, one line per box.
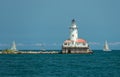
[0, 0, 120, 50]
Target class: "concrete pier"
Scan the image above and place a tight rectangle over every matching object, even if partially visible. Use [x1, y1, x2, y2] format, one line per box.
[0, 51, 59, 54]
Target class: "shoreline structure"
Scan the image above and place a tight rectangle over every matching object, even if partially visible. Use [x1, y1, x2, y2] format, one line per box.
[0, 50, 92, 54]
[0, 51, 59, 54]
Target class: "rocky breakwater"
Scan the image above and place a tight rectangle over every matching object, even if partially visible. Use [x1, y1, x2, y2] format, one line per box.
[0, 50, 59, 54]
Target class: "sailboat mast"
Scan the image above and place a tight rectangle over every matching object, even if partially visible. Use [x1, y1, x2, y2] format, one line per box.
[105, 41, 109, 50]
[103, 40, 111, 51]
[11, 41, 17, 51]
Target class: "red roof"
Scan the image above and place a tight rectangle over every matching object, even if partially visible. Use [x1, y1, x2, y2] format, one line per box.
[76, 39, 86, 43]
[64, 38, 86, 43]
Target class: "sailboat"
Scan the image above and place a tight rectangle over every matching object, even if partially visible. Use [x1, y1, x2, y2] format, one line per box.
[10, 41, 17, 51]
[103, 40, 111, 51]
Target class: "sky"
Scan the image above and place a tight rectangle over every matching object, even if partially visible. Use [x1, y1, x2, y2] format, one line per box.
[0, 0, 120, 50]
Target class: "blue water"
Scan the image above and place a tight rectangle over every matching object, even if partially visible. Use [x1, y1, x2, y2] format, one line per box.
[0, 50, 120, 77]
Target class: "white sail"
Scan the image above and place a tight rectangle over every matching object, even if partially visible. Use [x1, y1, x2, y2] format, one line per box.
[10, 41, 17, 51]
[103, 40, 111, 51]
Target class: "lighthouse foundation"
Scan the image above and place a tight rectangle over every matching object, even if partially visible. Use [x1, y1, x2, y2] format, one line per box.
[62, 46, 92, 54]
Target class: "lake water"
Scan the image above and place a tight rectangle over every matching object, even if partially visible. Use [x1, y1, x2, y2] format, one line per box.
[0, 50, 120, 77]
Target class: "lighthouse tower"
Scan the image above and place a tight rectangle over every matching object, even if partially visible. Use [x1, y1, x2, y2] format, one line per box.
[62, 19, 92, 54]
[70, 19, 78, 41]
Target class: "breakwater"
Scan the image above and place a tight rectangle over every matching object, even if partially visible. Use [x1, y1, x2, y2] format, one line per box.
[0, 51, 60, 54]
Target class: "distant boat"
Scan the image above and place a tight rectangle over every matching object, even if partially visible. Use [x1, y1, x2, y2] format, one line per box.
[103, 40, 111, 51]
[10, 41, 17, 51]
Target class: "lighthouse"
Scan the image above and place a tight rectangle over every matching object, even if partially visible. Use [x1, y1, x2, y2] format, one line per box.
[62, 19, 92, 54]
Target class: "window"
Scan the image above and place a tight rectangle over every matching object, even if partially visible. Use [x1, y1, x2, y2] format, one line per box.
[64, 43, 67, 45]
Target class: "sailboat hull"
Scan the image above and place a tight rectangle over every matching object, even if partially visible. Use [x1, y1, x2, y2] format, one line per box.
[103, 49, 111, 51]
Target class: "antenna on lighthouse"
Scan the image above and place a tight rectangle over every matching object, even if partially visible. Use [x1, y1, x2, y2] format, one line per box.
[72, 19, 75, 23]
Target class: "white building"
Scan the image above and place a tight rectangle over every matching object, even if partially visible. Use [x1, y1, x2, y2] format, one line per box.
[62, 19, 92, 54]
